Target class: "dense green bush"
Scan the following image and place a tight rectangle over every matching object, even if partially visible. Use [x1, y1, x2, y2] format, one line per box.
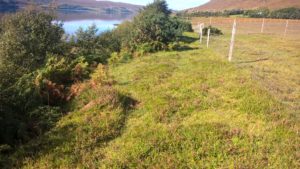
[113, 21, 135, 51]
[112, 0, 192, 55]
[0, 8, 64, 72]
[244, 8, 270, 18]
[171, 17, 193, 33]
[71, 25, 121, 64]
[0, 8, 66, 146]
[28, 106, 62, 135]
[203, 26, 223, 36]
[270, 8, 300, 19]
[35, 55, 91, 105]
[130, 0, 175, 48]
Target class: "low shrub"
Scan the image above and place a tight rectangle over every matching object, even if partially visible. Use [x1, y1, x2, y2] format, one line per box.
[168, 42, 181, 51]
[109, 52, 133, 65]
[171, 17, 193, 33]
[203, 26, 223, 36]
[71, 26, 121, 64]
[90, 64, 111, 86]
[28, 106, 62, 135]
[35, 55, 91, 105]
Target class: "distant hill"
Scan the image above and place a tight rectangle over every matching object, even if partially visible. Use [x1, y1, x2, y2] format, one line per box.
[0, 0, 142, 14]
[187, 0, 300, 12]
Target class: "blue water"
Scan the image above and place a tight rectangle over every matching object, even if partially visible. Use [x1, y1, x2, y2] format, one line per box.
[62, 19, 123, 35]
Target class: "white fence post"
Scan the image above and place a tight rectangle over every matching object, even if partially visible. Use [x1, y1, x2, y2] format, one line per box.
[207, 29, 211, 48]
[261, 18, 265, 33]
[284, 20, 289, 37]
[229, 19, 237, 62]
[199, 23, 204, 44]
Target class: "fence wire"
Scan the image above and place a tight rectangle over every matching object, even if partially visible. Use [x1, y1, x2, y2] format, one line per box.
[191, 17, 300, 39]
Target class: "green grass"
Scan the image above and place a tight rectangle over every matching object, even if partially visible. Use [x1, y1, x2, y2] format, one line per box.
[208, 31, 300, 128]
[3, 33, 299, 168]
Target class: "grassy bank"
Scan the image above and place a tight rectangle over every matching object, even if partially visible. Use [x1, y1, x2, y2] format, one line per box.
[3, 32, 299, 168]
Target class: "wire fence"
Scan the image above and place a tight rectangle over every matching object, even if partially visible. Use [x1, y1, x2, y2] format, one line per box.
[191, 17, 300, 39]
[190, 17, 300, 110]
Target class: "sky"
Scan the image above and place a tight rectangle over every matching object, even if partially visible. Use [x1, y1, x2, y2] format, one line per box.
[102, 0, 210, 10]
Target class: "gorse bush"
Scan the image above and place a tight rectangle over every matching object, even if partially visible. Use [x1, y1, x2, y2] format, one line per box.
[171, 17, 194, 33]
[0, 8, 65, 145]
[71, 25, 121, 64]
[0, 8, 64, 72]
[113, 0, 192, 53]
[203, 26, 223, 36]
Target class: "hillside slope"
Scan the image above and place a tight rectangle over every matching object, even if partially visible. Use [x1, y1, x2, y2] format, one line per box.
[188, 0, 300, 12]
[0, 0, 142, 13]
[3, 33, 299, 168]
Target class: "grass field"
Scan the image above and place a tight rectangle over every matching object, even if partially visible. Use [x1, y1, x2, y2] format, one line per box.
[192, 17, 300, 118]
[3, 32, 299, 168]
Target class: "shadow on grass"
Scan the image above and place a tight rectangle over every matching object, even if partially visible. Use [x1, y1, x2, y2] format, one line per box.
[236, 58, 269, 64]
[175, 45, 198, 52]
[178, 35, 199, 44]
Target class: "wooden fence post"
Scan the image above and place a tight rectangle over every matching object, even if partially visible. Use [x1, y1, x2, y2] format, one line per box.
[229, 19, 237, 62]
[284, 20, 289, 37]
[261, 18, 265, 33]
[207, 29, 211, 48]
[199, 23, 204, 44]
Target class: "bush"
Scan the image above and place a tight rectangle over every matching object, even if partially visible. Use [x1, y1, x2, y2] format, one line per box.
[171, 17, 193, 33]
[113, 21, 135, 52]
[114, 0, 185, 53]
[203, 26, 223, 36]
[270, 8, 300, 19]
[0, 8, 64, 71]
[244, 8, 270, 18]
[244, 8, 300, 19]
[35, 55, 90, 105]
[71, 25, 121, 64]
[28, 106, 62, 135]
[168, 42, 181, 51]
[109, 51, 133, 65]
[90, 64, 111, 86]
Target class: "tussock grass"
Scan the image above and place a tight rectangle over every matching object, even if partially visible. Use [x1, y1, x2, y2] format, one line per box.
[4, 33, 299, 168]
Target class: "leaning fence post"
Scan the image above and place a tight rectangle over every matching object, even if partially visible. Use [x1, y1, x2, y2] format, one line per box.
[284, 20, 289, 37]
[261, 18, 265, 33]
[207, 28, 211, 48]
[228, 19, 237, 62]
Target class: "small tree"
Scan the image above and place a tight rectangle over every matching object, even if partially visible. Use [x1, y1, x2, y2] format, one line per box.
[128, 0, 181, 51]
[0, 7, 64, 72]
[73, 25, 121, 64]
